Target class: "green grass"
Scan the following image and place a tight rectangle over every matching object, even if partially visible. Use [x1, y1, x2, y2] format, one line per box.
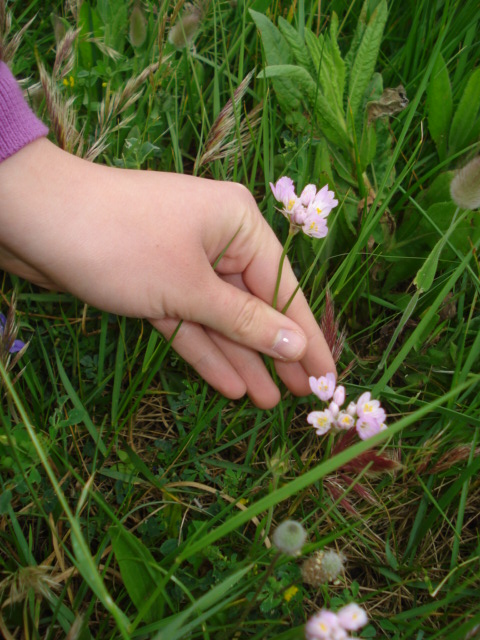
[1, 0, 480, 638]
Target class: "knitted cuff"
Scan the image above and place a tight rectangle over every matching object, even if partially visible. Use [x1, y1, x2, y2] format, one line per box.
[0, 61, 48, 163]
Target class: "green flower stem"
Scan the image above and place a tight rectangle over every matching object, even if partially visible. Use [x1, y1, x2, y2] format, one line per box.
[272, 227, 296, 311]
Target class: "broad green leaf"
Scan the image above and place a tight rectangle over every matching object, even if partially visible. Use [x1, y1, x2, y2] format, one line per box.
[97, 0, 128, 54]
[426, 53, 452, 160]
[415, 209, 469, 295]
[304, 29, 345, 122]
[359, 118, 377, 171]
[250, 9, 302, 113]
[77, 2, 103, 70]
[348, 0, 388, 122]
[413, 238, 446, 293]
[258, 65, 350, 149]
[277, 17, 312, 72]
[449, 67, 480, 155]
[372, 119, 395, 188]
[110, 525, 164, 624]
[329, 12, 346, 107]
[344, 0, 369, 77]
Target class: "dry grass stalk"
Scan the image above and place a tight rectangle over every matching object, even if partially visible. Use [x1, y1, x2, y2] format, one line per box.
[86, 36, 122, 61]
[53, 27, 80, 80]
[196, 69, 260, 170]
[99, 61, 159, 128]
[38, 59, 84, 155]
[90, 61, 159, 161]
[170, 0, 189, 26]
[0, 566, 61, 607]
[157, 9, 169, 62]
[65, 0, 81, 22]
[65, 615, 86, 640]
[320, 288, 346, 363]
[0, 0, 35, 64]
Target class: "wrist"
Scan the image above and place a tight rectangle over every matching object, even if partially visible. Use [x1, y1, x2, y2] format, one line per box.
[0, 61, 48, 163]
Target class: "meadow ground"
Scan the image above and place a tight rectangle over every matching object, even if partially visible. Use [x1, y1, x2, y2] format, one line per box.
[0, 0, 479, 638]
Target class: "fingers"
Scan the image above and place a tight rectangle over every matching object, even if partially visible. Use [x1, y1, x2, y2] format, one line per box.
[151, 317, 281, 408]
[212, 206, 336, 379]
[150, 317, 247, 400]
[238, 224, 336, 379]
[207, 330, 281, 409]
[180, 263, 309, 362]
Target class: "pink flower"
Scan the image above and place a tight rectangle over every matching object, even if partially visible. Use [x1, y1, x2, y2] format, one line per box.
[356, 392, 386, 425]
[309, 372, 336, 401]
[307, 410, 334, 435]
[270, 177, 338, 237]
[299, 183, 318, 206]
[328, 401, 340, 419]
[302, 214, 329, 238]
[269, 176, 297, 211]
[336, 411, 355, 430]
[337, 603, 368, 631]
[305, 611, 347, 640]
[346, 402, 357, 417]
[307, 184, 339, 219]
[356, 418, 387, 440]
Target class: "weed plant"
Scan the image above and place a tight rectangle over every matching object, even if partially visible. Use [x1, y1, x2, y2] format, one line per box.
[0, 0, 479, 638]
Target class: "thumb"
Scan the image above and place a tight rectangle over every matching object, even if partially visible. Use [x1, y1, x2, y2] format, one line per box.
[188, 273, 308, 361]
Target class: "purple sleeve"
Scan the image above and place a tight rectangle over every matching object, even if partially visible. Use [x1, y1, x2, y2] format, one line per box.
[0, 61, 48, 163]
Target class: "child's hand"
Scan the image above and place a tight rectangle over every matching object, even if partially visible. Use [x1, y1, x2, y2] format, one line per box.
[0, 138, 335, 408]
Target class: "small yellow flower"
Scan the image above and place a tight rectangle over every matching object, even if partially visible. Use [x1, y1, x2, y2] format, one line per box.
[283, 585, 298, 602]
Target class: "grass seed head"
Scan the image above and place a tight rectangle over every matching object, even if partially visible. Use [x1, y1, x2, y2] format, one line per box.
[168, 6, 202, 49]
[130, 2, 148, 48]
[450, 156, 480, 210]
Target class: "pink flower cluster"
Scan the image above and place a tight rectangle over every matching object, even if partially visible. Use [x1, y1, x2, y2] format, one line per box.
[305, 603, 368, 640]
[307, 373, 387, 441]
[270, 176, 338, 238]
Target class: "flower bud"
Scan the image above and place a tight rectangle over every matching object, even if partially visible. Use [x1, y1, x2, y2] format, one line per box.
[333, 385, 345, 406]
[450, 157, 480, 210]
[272, 520, 307, 556]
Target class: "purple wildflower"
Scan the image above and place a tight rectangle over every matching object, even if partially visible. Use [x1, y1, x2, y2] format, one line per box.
[0, 313, 25, 353]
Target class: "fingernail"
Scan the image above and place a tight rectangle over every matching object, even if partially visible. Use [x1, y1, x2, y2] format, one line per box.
[273, 330, 306, 360]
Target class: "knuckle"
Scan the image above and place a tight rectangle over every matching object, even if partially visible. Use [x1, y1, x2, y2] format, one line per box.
[231, 297, 262, 339]
[227, 181, 257, 215]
